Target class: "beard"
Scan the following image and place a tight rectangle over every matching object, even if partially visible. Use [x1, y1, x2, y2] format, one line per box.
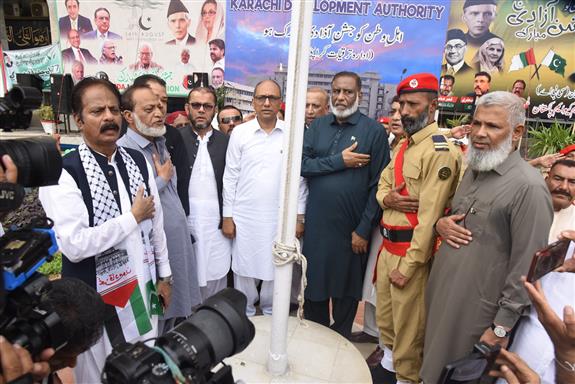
[330, 95, 359, 119]
[466, 131, 513, 172]
[401, 109, 429, 135]
[189, 115, 212, 130]
[134, 114, 166, 137]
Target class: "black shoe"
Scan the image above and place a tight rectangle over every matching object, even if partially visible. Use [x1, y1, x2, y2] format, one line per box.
[349, 331, 379, 344]
[369, 364, 397, 384]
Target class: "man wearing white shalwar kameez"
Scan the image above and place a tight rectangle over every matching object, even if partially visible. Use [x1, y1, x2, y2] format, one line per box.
[503, 159, 575, 384]
[180, 86, 231, 301]
[39, 78, 172, 383]
[222, 80, 306, 316]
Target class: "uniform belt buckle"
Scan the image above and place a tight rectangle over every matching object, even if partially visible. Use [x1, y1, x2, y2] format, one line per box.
[382, 227, 391, 240]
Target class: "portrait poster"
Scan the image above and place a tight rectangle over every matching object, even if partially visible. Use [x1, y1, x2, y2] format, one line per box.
[52, 0, 226, 96]
[226, 0, 452, 118]
[441, 0, 575, 122]
[3, 44, 63, 90]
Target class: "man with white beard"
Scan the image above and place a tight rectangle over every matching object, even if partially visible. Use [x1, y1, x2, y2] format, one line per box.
[302, 71, 390, 338]
[118, 84, 201, 333]
[420, 91, 553, 384]
[372, 73, 461, 384]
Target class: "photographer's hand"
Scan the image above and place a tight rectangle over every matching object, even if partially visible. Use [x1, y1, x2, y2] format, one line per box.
[0, 155, 17, 184]
[0, 336, 34, 384]
[489, 348, 540, 384]
[157, 280, 172, 311]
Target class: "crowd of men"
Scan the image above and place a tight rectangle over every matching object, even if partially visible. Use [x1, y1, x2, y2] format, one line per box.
[1, 65, 574, 384]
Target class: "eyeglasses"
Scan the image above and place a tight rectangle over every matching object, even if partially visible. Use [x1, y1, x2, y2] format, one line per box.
[188, 102, 215, 111]
[220, 115, 242, 124]
[253, 95, 282, 103]
[201, 10, 216, 16]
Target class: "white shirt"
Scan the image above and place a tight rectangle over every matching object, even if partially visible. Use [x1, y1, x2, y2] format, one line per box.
[223, 118, 306, 280]
[38, 149, 171, 277]
[447, 60, 465, 74]
[504, 205, 575, 384]
[188, 130, 218, 202]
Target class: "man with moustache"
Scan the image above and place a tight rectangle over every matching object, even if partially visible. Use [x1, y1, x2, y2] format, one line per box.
[223, 80, 306, 315]
[118, 84, 201, 332]
[441, 29, 473, 76]
[217, 105, 243, 135]
[372, 74, 461, 384]
[82, 8, 121, 41]
[38, 78, 172, 383]
[421, 91, 553, 383]
[180, 87, 231, 301]
[302, 71, 390, 337]
[499, 159, 575, 382]
[209, 39, 225, 67]
[305, 87, 329, 129]
[511, 79, 526, 98]
[439, 75, 455, 97]
[352, 95, 407, 365]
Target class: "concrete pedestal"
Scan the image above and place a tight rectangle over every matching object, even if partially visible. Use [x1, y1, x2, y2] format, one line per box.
[225, 316, 371, 383]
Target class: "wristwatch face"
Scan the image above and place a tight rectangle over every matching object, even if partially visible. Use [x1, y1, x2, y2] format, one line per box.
[493, 326, 507, 338]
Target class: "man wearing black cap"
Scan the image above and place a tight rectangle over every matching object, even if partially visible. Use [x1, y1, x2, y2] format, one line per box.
[166, 0, 196, 45]
[372, 73, 461, 384]
[441, 29, 473, 76]
[462, 0, 499, 47]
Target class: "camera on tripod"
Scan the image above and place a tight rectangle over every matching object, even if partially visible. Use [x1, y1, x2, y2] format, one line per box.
[103, 288, 255, 384]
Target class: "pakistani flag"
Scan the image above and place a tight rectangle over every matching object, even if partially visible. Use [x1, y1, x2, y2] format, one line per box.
[509, 48, 537, 71]
[541, 50, 567, 76]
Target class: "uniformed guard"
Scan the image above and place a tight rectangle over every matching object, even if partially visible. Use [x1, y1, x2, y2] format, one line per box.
[372, 73, 462, 384]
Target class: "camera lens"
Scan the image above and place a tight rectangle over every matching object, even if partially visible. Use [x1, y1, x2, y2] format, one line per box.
[156, 288, 255, 374]
[0, 137, 62, 187]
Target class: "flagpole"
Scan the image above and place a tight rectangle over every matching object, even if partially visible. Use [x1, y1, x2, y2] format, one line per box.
[267, 0, 314, 376]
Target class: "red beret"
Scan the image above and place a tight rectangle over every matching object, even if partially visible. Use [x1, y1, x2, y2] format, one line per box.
[397, 73, 439, 95]
[165, 111, 187, 125]
[560, 144, 575, 156]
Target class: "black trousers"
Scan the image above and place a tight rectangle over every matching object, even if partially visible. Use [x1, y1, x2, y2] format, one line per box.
[304, 297, 358, 339]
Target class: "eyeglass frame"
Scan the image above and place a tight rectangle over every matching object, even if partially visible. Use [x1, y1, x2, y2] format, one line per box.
[220, 115, 242, 124]
[187, 102, 215, 111]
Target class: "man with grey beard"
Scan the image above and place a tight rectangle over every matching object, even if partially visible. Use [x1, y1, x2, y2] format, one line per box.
[118, 84, 201, 333]
[302, 71, 390, 338]
[373, 73, 461, 384]
[420, 91, 553, 384]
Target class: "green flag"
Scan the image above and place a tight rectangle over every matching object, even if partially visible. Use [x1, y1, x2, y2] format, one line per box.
[541, 50, 567, 76]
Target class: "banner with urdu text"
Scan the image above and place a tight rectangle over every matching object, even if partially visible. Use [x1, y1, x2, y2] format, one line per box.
[226, 0, 452, 117]
[440, 0, 575, 122]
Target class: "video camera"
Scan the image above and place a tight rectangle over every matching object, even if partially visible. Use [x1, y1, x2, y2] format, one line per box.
[0, 86, 43, 131]
[0, 136, 66, 360]
[102, 288, 255, 384]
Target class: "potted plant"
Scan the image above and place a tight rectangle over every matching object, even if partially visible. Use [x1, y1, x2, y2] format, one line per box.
[39, 105, 57, 134]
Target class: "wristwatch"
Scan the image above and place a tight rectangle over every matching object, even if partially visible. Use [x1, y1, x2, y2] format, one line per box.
[158, 275, 173, 286]
[491, 324, 509, 338]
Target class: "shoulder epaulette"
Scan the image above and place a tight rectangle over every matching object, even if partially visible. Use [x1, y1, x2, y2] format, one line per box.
[431, 135, 449, 151]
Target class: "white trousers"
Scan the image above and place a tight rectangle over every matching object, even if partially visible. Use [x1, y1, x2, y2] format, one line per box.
[200, 276, 228, 303]
[233, 274, 274, 316]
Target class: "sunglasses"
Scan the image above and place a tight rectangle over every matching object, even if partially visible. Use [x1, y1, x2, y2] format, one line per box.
[188, 102, 215, 111]
[220, 115, 242, 124]
[253, 95, 282, 103]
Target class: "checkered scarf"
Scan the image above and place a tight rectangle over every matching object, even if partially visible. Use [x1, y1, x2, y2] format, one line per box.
[78, 143, 146, 225]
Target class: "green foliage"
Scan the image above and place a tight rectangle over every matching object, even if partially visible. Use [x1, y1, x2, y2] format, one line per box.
[445, 113, 470, 129]
[215, 86, 227, 110]
[38, 251, 62, 277]
[38, 105, 55, 121]
[528, 121, 575, 158]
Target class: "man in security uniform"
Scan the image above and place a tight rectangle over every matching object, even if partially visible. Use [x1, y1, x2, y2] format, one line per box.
[373, 73, 461, 384]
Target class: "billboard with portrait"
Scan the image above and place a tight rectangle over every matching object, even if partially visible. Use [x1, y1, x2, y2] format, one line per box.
[439, 0, 575, 122]
[52, 0, 226, 96]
